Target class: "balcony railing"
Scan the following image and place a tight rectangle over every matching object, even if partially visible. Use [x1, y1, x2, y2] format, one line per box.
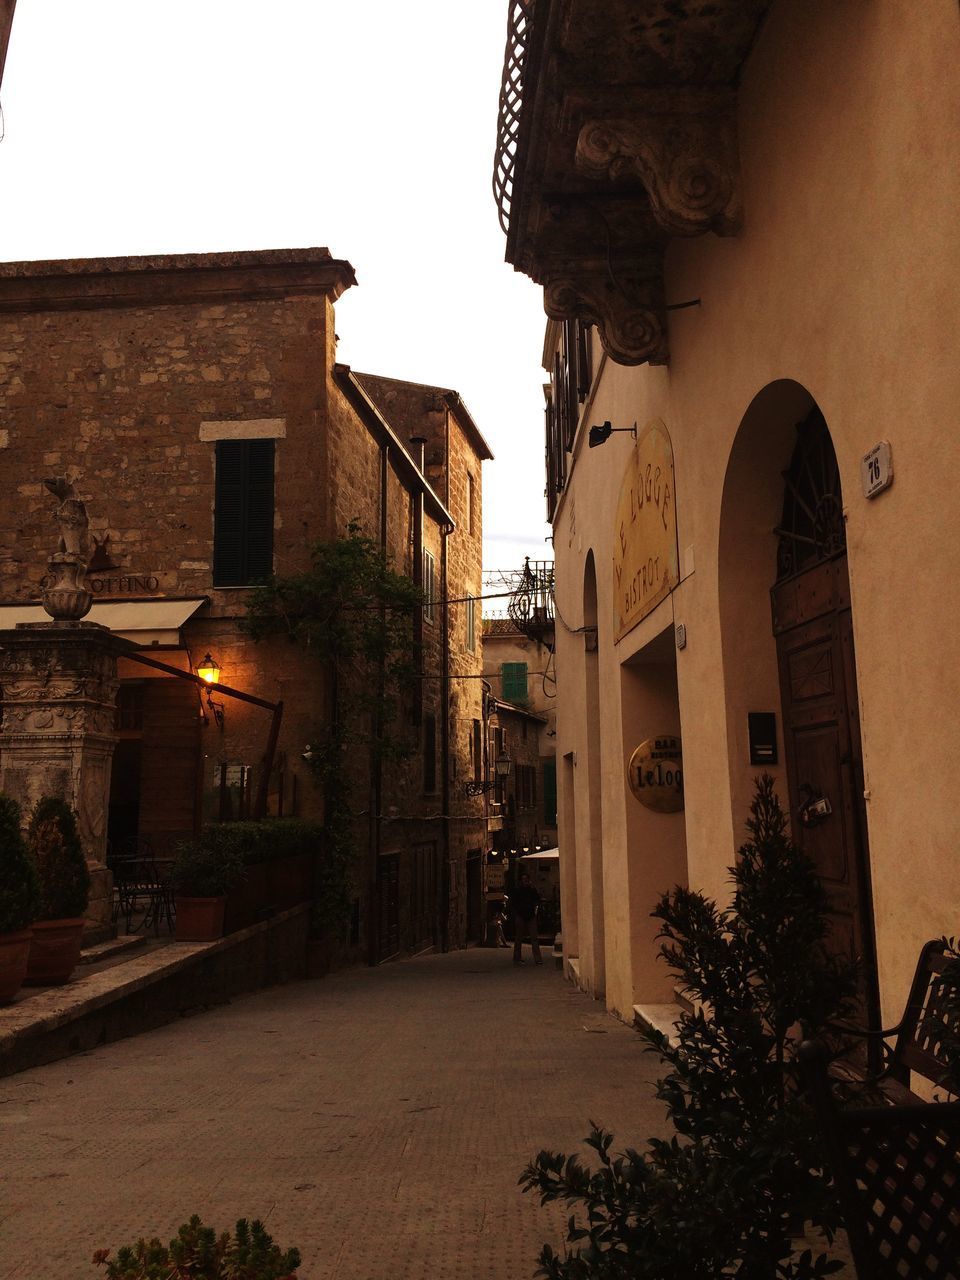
[493, 0, 536, 235]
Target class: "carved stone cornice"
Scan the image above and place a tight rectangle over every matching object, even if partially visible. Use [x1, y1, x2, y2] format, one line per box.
[495, 0, 771, 366]
[575, 93, 741, 238]
[544, 269, 668, 367]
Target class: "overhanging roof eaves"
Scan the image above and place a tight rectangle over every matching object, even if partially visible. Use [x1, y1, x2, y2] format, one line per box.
[0, 597, 207, 646]
[334, 365, 456, 530]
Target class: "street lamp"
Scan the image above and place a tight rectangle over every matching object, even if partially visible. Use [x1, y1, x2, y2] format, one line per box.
[196, 653, 225, 727]
[464, 750, 511, 796]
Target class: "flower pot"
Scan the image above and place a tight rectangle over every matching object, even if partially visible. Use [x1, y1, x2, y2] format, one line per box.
[23, 917, 86, 986]
[0, 928, 33, 1004]
[175, 895, 225, 942]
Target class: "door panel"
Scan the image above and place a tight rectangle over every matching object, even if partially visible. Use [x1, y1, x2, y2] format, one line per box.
[773, 554, 879, 1029]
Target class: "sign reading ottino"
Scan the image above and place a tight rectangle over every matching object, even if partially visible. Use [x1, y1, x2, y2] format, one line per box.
[628, 736, 684, 813]
[613, 419, 679, 641]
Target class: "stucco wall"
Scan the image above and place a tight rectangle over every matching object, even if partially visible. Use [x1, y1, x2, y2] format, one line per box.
[551, 0, 960, 1021]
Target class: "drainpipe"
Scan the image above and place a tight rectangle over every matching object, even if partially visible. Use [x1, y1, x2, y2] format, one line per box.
[367, 441, 389, 966]
[439, 408, 453, 950]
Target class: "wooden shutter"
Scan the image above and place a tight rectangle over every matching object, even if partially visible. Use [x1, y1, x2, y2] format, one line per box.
[501, 662, 528, 701]
[214, 439, 275, 586]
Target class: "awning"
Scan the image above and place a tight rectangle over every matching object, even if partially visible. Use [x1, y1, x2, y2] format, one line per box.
[519, 847, 559, 861]
[0, 598, 206, 647]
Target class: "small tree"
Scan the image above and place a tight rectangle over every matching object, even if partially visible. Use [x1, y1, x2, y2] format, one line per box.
[243, 522, 422, 935]
[28, 797, 91, 921]
[0, 793, 40, 933]
[520, 775, 856, 1279]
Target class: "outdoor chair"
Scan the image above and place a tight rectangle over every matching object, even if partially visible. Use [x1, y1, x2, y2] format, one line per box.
[109, 840, 175, 936]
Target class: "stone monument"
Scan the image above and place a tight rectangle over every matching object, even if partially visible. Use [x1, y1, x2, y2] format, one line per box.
[0, 476, 124, 936]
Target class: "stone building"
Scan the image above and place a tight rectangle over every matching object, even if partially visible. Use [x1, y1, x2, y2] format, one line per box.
[0, 248, 492, 961]
[493, 1, 960, 1025]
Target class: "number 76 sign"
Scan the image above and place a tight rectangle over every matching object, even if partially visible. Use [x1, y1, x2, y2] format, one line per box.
[860, 441, 893, 499]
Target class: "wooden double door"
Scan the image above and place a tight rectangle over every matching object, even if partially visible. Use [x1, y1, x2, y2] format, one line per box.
[772, 554, 880, 1029]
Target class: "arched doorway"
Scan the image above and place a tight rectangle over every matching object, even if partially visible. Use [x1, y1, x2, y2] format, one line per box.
[771, 407, 880, 1028]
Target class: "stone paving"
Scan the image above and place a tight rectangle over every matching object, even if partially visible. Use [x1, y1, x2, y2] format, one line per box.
[0, 946, 669, 1280]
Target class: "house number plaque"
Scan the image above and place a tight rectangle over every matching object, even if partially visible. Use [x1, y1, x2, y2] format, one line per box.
[628, 735, 684, 813]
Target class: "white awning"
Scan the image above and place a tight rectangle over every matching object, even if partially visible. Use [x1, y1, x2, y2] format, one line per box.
[519, 847, 559, 861]
[0, 599, 206, 647]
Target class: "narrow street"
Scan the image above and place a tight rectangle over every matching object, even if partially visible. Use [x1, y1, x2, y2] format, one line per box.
[0, 950, 666, 1280]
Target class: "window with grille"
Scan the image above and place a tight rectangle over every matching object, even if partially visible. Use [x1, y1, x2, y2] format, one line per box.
[213, 439, 275, 586]
[501, 661, 528, 702]
[422, 549, 437, 624]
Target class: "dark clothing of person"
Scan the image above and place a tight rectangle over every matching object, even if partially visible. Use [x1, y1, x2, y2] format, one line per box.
[512, 882, 540, 921]
[512, 881, 542, 964]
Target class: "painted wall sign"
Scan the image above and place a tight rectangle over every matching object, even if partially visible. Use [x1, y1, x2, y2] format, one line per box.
[627, 735, 684, 813]
[613, 418, 679, 641]
[860, 441, 893, 498]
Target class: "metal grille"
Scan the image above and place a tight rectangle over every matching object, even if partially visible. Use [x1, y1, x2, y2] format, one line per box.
[508, 558, 555, 644]
[493, 0, 536, 234]
[775, 408, 846, 581]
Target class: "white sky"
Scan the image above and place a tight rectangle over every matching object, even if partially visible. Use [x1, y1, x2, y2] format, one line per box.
[0, 0, 552, 577]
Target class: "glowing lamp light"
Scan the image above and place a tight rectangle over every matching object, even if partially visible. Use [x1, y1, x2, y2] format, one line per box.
[197, 653, 222, 685]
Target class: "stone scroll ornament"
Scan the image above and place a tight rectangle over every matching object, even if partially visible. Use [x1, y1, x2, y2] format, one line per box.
[41, 476, 93, 621]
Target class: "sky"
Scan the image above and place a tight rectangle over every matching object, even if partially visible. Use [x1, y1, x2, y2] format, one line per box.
[0, 0, 552, 576]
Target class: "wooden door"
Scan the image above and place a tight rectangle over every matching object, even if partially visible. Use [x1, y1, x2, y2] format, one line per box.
[772, 555, 880, 1028]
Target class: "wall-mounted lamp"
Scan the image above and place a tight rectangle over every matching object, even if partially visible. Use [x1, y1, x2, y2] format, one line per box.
[196, 653, 225, 727]
[588, 420, 637, 449]
[464, 750, 511, 796]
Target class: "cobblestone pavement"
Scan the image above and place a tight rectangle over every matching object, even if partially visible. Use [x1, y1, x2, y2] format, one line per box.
[0, 947, 669, 1280]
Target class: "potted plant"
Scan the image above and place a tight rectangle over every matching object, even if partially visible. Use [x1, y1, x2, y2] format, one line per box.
[172, 839, 244, 942]
[24, 796, 91, 985]
[0, 793, 41, 1004]
[93, 1214, 300, 1278]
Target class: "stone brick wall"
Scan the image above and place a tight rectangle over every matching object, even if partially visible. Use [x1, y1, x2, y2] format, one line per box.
[0, 250, 491, 958]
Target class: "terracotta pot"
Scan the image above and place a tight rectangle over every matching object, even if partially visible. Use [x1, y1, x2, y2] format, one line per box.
[24, 917, 86, 986]
[0, 928, 33, 1004]
[175, 895, 225, 942]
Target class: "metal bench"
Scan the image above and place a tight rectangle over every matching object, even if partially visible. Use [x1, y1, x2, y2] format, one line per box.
[799, 940, 960, 1278]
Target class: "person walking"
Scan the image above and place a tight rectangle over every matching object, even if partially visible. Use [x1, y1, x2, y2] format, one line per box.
[512, 871, 542, 965]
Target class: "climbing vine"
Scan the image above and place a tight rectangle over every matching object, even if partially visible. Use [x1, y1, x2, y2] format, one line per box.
[243, 522, 422, 934]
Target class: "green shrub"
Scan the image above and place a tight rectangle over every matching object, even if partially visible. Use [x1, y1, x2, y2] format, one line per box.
[520, 775, 856, 1280]
[0, 793, 40, 933]
[28, 796, 91, 920]
[93, 1214, 300, 1279]
[171, 840, 245, 898]
[197, 818, 323, 869]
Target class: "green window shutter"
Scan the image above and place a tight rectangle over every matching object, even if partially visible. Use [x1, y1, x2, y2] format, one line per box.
[501, 662, 528, 702]
[542, 759, 557, 827]
[214, 440, 275, 586]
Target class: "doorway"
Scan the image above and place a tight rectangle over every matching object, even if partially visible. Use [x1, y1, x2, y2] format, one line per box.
[771, 408, 880, 1028]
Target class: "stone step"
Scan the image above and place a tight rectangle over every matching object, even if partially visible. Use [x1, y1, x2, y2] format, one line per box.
[78, 934, 149, 966]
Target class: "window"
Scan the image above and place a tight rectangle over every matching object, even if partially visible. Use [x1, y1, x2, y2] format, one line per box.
[467, 472, 476, 536]
[213, 439, 275, 586]
[501, 661, 528, 702]
[465, 595, 476, 652]
[423, 714, 437, 793]
[422, 549, 437, 624]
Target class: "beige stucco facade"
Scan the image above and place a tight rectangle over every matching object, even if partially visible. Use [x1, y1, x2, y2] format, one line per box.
[535, 3, 960, 1023]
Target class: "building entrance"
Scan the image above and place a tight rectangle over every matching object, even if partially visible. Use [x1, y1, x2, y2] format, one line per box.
[771, 410, 880, 1028]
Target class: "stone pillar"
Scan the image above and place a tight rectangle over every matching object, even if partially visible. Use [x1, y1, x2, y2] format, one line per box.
[0, 621, 125, 934]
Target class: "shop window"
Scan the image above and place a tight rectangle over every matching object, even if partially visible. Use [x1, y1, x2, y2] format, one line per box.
[213, 439, 275, 586]
[501, 661, 528, 701]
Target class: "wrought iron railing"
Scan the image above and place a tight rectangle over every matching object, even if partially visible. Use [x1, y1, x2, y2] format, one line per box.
[493, 0, 536, 235]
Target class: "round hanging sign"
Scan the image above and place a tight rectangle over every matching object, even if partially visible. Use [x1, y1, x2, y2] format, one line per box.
[628, 736, 684, 813]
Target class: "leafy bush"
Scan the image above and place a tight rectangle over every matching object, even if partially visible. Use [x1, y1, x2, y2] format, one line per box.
[196, 818, 322, 869]
[28, 796, 91, 920]
[520, 775, 856, 1280]
[171, 840, 245, 898]
[93, 1215, 300, 1279]
[0, 793, 40, 933]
